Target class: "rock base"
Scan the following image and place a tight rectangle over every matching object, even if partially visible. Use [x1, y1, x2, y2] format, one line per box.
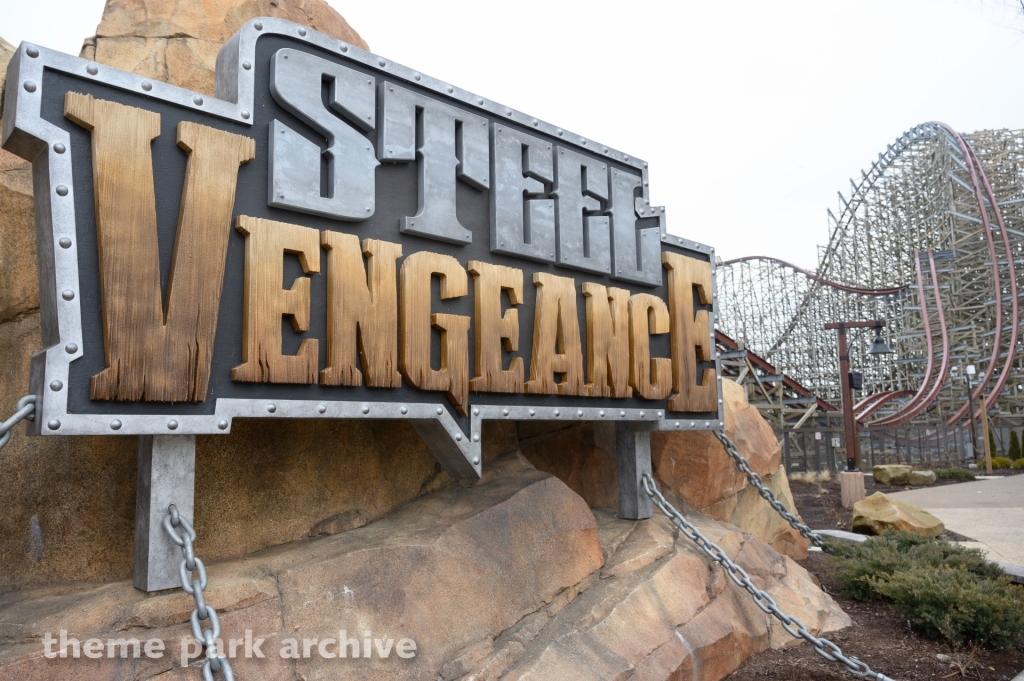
[0, 454, 848, 681]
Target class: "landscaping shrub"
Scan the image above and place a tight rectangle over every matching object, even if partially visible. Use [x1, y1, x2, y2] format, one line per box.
[1013, 458, 1024, 469]
[935, 467, 975, 481]
[992, 456, 1012, 469]
[1009, 430, 1022, 461]
[828, 530, 1023, 649]
[989, 428, 1000, 457]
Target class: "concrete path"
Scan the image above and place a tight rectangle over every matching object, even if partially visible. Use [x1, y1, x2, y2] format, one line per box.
[888, 475, 1024, 565]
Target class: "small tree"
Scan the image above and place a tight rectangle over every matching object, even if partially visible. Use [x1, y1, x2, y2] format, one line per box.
[989, 427, 999, 458]
[1009, 430, 1022, 462]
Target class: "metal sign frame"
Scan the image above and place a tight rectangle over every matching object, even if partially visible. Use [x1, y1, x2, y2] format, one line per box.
[4, 18, 724, 585]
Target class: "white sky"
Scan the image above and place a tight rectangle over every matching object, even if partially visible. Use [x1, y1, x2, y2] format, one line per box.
[6, 0, 1024, 268]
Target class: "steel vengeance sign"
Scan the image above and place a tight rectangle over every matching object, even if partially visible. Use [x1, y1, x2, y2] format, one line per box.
[3, 18, 722, 477]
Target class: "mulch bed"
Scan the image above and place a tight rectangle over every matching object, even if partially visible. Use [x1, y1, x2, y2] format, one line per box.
[725, 474, 1024, 680]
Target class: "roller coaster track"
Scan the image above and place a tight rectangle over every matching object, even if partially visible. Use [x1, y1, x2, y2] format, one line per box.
[717, 121, 1022, 428]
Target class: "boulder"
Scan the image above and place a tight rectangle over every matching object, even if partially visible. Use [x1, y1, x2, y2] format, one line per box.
[521, 380, 810, 560]
[80, 0, 369, 96]
[852, 492, 944, 537]
[873, 464, 912, 485]
[909, 470, 937, 486]
[0, 454, 849, 681]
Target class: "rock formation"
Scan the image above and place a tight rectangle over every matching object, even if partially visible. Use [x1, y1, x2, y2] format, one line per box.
[0, 455, 848, 680]
[852, 492, 945, 537]
[872, 464, 912, 485]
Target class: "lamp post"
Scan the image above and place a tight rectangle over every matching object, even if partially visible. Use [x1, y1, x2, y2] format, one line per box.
[824, 320, 893, 471]
[965, 364, 978, 460]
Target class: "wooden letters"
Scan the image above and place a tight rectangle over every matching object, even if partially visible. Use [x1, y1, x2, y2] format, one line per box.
[232, 216, 321, 384]
[400, 252, 471, 415]
[663, 252, 717, 412]
[320, 233, 403, 388]
[468, 261, 524, 393]
[65, 93, 254, 402]
[628, 293, 672, 400]
[525, 273, 586, 395]
[582, 283, 632, 398]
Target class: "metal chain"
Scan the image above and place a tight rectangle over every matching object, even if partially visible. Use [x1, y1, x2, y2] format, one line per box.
[0, 395, 35, 449]
[714, 431, 829, 551]
[641, 474, 894, 681]
[164, 505, 234, 681]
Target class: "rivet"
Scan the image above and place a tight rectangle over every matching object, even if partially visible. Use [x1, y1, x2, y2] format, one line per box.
[554, 409, 560, 417]
[455, 433, 462, 441]
[675, 421, 681, 428]
[110, 419, 122, 430]
[505, 109, 512, 116]
[341, 45, 348, 53]
[473, 434, 480, 442]
[620, 411, 626, 417]
[473, 407, 480, 415]
[241, 110, 250, 120]
[59, 237, 72, 249]
[624, 155, 629, 161]
[557, 129, 563, 136]
[436, 407, 443, 415]
[254, 21, 263, 30]
[26, 47, 39, 58]
[193, 96, 204, 106]
[477, 98, 484, 105]
[167, 419, 178, 430]
[472, 457, 480, 465]
[56, 185, 68, 196]
[603, 147, 608, 153]
[267, 403, 277, 413]
[217, 420, 229, 430]
[61, 290, 74, 301]
[298, 27, 307, 36]
[141, 81, 152, 91]
[599, 410, 605, 417]
[640, 411, 646, 417]
[657, 411, 663, 417]
[400, 406, 408, 414]
[502, 408, 509, 416]
[577, 409, 583, 417]
[65, 342, 78, 354]
[86, 64, 98, 75]
[378, 59, 386, 67]
[361, 405, 370, 414]
[53, 143, 65, 154]
[581, 140, 587, 146]
[704, 421, 710, 427]
[49, 380, 63, 391]
[532, 118, 538, 126]
[446, 85, 453, 93]
[644, 162, 649, 168]
[47, 419, 60, 430]
[529, 409, 535, 416]
[317, 403, 327, 413]
[242, 61, 252, 70]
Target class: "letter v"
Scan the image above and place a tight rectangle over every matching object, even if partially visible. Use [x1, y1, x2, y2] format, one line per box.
[374, 638, 394, 658]
[65, 93, 254, 402]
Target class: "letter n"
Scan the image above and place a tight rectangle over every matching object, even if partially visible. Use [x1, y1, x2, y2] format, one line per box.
[65, 93, 255, 402]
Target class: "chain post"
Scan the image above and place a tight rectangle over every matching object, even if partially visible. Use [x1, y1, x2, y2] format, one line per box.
[0, 395, 36, 449]
[164, 504, 234, 681]
[713, 430, 829, 551]
[641, 474, 894, 681]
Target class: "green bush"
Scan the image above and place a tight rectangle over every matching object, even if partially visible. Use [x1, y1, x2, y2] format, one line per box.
[989, 428, 1000, 457]
[1009, 430, 1022, 461]
[828, 530, 1023, 649]
[869, 566, 1024, 649]
[935, 467, 975, 481]
[992, 456, 1012, 469]
[1013, 458, 1024, 469]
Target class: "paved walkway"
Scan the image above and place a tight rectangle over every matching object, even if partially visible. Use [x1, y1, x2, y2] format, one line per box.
[888, 475, 1024, 565]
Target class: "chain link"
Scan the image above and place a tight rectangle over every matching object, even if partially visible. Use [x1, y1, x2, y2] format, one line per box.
[0, 395, 36, 450]
[641, 474, 894, 681]
[164, 505, 234, 681]
[714, 430, 829, 551]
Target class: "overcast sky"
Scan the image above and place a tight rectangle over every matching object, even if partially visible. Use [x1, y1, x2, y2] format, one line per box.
[6, 0, 1024, 267]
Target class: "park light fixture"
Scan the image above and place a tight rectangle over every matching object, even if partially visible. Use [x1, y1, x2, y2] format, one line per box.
[868, 334, 893, 355]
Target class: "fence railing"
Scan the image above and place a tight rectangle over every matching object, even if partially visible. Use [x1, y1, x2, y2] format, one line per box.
[779, 425, 974, 473]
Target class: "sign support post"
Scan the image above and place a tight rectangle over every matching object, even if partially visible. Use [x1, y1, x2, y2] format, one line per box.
[615, 423, 653, 520]
[134, 435, 196, 592]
